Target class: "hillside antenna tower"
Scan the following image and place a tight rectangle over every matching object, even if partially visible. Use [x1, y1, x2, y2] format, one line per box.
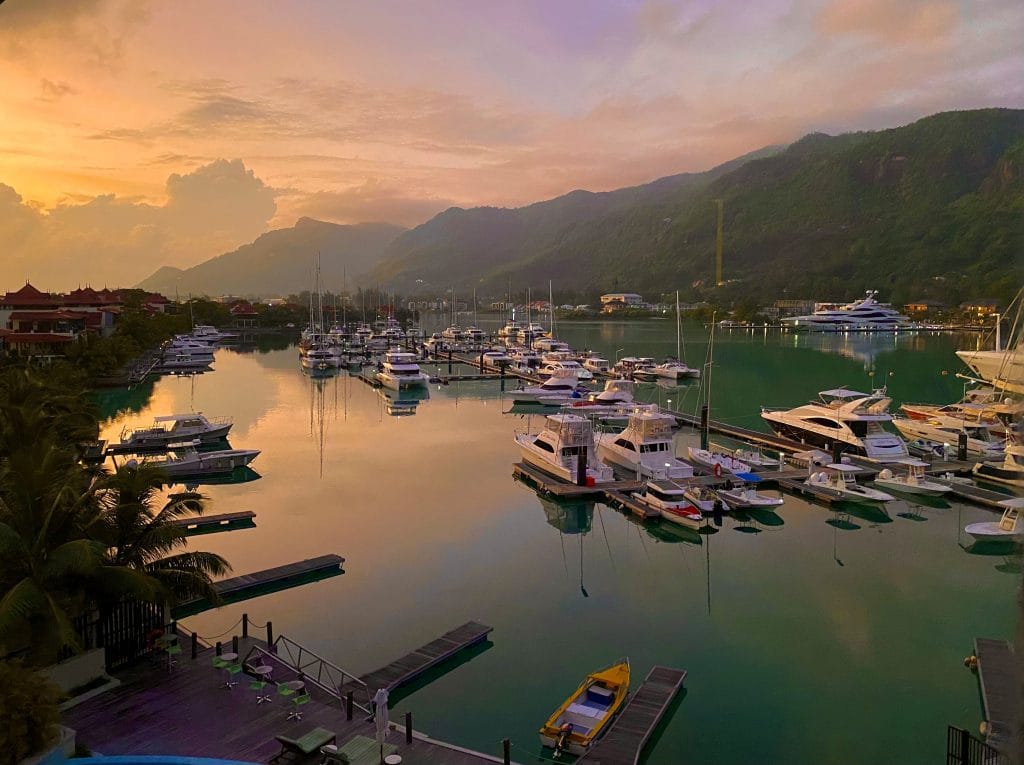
[714, 199, 724, 286]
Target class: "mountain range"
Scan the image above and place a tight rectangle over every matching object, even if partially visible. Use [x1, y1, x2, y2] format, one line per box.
[140, 108, 1024, 305]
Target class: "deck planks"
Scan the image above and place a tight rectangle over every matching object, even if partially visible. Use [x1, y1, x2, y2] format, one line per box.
[358, 621, 493, 693]
[975, 637, 1020, 751]
[578, 666, 687, 765]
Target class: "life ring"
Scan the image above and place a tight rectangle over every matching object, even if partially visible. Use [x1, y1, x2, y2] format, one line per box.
[713, 463, 722, 478]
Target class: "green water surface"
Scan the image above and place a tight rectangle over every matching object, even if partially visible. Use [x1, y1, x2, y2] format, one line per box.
[97, 321, 1016, 765]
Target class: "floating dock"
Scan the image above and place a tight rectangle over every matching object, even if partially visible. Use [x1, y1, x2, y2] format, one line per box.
[513, 462, 643, 499]
[974, 637, 1019, 752]
[936, 479, 1017, 511]
[577, 666, 687, 765]
[604, 490, 660, 520]
[358, 620, 493, 693]
[168, 510, 256, 536]
[172, 554, 345, 617]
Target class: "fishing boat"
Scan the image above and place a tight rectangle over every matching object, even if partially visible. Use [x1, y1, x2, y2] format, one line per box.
[687, 447, 752, 476]
[118, 413, 232, 449]
[873, 461, 951, 495]
[596, 407, 693, 480]
[540, 359, 593, 381]
[806, 464, 895, 502]
[515, 414, 614, 485]
[538, 659, 630, 757]
[965, 499, 1024, 541]
[716, 484, 785, 510]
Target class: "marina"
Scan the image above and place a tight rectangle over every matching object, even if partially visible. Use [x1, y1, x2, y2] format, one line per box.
[88, 319, 1020, 764]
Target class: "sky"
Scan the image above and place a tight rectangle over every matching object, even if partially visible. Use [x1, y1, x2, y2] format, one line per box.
[0, 0, 1022, 289]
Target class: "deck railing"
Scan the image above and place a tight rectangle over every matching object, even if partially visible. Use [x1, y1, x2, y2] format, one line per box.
[243, 634, 371, 713]
[946, 726, 1009, 765]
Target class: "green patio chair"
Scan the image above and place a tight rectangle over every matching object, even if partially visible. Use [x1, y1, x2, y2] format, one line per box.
[250, 677, 271, 703]
[165, 642, 183, 671]
[287, 692, 311, 720]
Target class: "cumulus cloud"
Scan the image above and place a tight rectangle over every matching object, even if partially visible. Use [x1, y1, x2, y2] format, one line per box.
[0, 159, 276, 290]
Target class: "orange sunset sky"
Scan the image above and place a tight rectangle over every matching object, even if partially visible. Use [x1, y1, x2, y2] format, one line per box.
[1, 0, 1021, 289]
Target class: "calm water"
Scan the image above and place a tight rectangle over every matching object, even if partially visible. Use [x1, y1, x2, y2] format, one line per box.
[98, 321, 1017, 765]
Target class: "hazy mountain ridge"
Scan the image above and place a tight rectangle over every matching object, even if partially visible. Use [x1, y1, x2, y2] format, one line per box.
[138, 218, 406, 296]
[371, 108, 1024, 303]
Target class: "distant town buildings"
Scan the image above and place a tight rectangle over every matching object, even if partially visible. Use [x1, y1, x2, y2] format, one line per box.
[0, 282, 170, 356]
[600, 292, 647, 313]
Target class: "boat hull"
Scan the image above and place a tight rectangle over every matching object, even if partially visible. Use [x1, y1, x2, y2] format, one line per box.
[872, 478, 950, 496]
[972, 462, 1024, 487]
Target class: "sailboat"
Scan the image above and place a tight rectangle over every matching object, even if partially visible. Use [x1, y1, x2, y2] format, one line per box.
[299, 254, 341, 370]
[956, 286, 1024, 395]
[654, 291, 700, 381]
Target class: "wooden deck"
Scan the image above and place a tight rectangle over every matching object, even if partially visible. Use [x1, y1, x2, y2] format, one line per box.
[936, 479, 1017, 511]
[358, 621, 493, 693]
[173, 555, 345, 618]
[169, 510, 257, 536]
[512, 462, 643, 499]
[604, 490, 659, 520]
[65, 638, 511, 765]
[577, 666, 687, 765]
[974, 637, 1019, 751]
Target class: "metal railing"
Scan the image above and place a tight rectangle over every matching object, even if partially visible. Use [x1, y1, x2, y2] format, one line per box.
[947, 726, 1009, 765]
[242, 634, 371, 714]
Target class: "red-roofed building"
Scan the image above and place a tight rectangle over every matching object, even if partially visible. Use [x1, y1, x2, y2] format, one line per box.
[230, 300, 259, 329]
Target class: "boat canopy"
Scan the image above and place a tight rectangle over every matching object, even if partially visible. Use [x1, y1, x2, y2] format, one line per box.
[998, 498, 1024, 509]
[824, 463, 862, 472]
[819, 388, 868, 399]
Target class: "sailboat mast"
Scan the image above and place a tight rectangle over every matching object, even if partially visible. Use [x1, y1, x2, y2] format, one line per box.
[549, 280, 554, 337]
[676, 290, 681, 360]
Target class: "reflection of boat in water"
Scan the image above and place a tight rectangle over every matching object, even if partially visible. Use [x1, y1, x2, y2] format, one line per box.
[378, 387, 429, 416]
[540, 497, 594, 535]
[539, 659, 630, 757]
[645, 519, 703, 545]
[179, 466, 261, 490]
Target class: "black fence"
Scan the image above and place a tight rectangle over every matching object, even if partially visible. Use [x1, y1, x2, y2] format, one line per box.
[947, 726, 1009, 765]
[73, 599, 167, 669]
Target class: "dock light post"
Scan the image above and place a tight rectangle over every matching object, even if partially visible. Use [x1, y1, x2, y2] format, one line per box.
[615, 348, 625, 363]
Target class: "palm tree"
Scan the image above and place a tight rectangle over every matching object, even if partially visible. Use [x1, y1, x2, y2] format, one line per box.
[0, 440, 109, 665]
[0, 367, 98, 458]
[86, 463, 231, 606]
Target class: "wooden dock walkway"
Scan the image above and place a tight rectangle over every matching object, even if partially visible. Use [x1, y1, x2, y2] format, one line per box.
[974, 637, 1019, 751]
[937, 479, 1016, 511]
[358, 621, 493, 693]
[577, 666, 687, 765]
[173, 555, 345, 617]
[604, 490, 659, 520]
[513, 462, 643, 499]
[169, 510, 256, 536]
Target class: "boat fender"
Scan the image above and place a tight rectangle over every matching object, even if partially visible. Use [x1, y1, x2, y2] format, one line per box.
[964, 655, 979, 671]
[713, 463, 722, 478]
[879, 469, 893, 479]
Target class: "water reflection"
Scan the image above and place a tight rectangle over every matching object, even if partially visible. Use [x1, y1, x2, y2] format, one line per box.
[535, 495, 595, 598]
[377, 386, 430, 417]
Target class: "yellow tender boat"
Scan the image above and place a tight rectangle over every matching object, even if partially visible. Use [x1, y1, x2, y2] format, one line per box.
[539, 659, 630, 756]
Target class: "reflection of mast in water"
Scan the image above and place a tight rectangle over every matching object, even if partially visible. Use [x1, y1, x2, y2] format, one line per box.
[308, 373, 331, 478]
[540, 496, 594, 598]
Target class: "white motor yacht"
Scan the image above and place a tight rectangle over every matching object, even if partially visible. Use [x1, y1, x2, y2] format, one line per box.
[891, 416, 1004, 461]
[563, 379, 636, 410]
[901, 388, 1022, 438]
[873, 461, 951, 496]
[516, 323, 546, 345]
[973, 442, 1024, 487]
[533, 338, 571, 353]
[507, 347, 543, 374]
[597, 408, 693, 480]
[761, 387, 909, 462]
[612, 357, 649, 378]
[583, 356, 611, 375]
[715, 485, 785, 510]
[423, 333, 449, 354]
[633, 481, 703, 527]
[130, 441, 260, 478]
[512, 369, 586, 404]
[515, 414, 614, 485]
[626, 358, 658, 381]
[159, 353, 213, 371]
[165, 339, 215, 359]
[540, 359, 593, 381]
[653, 360, 700, 381]
[687, 447, 752, 476]
[191, 324, 236, 341]
[441, 325, 464, 342]
[464, 325, 486, 344]
[376, 351, 430, 390]
[118, 413, 232, 449]
[781, 291, 917, 332]
[965, 499, 1024, 541]
[806, 464, 895, 502]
